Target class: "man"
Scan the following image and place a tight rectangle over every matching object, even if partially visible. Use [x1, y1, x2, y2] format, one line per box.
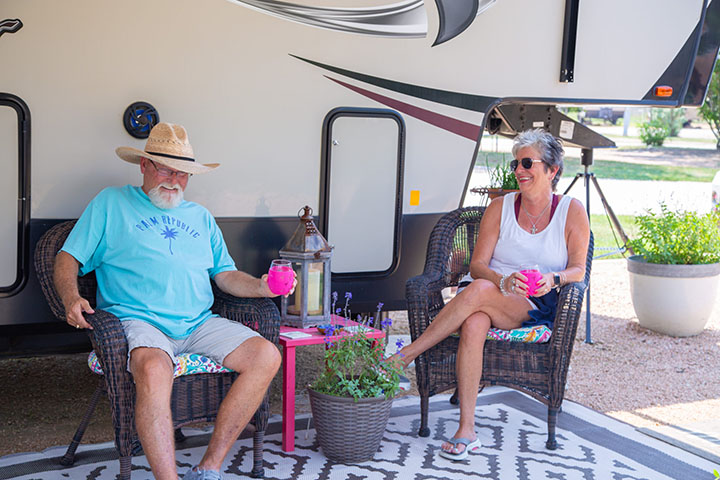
[54, 122, 285, 480]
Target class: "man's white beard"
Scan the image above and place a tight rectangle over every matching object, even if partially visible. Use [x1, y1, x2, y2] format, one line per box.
[148, 183, 184, 209]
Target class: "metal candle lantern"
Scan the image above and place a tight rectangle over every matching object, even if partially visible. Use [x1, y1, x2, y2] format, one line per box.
[280, 206, 333, 328]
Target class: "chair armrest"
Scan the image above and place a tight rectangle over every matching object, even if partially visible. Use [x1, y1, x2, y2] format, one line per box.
[405, 271, 446, 341]
[84, 309, 131, 376]
[211, 288, 281, 345]
[547, 280, 587, 397]
[549, 281, 587, 349]
[84, 309, 136, 455]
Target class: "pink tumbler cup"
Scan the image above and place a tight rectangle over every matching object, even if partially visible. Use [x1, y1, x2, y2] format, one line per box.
[267, 260, 294, 295]
[519, 264, 542, 296]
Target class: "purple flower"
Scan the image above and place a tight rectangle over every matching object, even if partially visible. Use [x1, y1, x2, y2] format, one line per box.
[381, 318, 392, 329]
[395, 339, 404, 350]
[343, 292, 353, 318]
[332, 291, 338, 302]
[376, 302, 384, 311]
[335, 308, 342, 315]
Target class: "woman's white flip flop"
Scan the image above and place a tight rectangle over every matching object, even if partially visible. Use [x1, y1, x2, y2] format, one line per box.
[438, 436, 481, 461]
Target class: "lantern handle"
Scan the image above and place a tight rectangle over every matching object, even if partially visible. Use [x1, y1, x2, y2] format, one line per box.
[298, 205, 313, 220]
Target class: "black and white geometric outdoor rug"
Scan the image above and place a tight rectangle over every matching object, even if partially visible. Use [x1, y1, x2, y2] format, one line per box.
[0, 387, 716, 480]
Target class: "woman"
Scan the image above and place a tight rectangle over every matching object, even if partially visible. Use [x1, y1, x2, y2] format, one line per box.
[392, 129, 590, 460]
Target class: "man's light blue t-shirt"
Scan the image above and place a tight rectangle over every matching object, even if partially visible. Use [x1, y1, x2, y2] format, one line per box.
[61, 185, 237, 339]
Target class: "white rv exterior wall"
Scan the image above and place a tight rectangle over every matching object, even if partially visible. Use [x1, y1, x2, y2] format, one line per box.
[1, 0, 703, 224]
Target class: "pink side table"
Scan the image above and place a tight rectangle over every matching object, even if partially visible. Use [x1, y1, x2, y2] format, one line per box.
[278, 316, 386, 452]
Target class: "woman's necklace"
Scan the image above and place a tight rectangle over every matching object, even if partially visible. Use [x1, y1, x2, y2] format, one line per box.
[521, 198, 551, 234]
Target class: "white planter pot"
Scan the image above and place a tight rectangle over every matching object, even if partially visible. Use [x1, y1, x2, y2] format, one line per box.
[627, 255, 720, 337]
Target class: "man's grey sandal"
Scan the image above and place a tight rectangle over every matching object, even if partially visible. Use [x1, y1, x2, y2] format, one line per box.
[438, 437, 481, 460]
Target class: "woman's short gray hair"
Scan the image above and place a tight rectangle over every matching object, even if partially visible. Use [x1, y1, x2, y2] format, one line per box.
[511, 129, 564, 191]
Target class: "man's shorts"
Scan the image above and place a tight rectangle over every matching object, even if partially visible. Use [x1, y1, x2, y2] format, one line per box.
[121, 316, 261, 373]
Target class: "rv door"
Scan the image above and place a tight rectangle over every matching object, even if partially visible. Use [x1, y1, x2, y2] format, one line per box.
[0, 94, 30, 297]
[321, 108, 404, 276]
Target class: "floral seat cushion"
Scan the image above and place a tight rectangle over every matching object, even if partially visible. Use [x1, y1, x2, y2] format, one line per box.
[487, 324, 552, 343]
[449, 324, 551, 343]
[87, 351, 233, 377]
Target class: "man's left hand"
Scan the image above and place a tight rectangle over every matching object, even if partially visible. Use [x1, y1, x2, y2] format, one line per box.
[260, 273, 297, 298]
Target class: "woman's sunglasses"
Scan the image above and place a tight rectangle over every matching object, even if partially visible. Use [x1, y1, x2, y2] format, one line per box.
[510, 157, 543, 171]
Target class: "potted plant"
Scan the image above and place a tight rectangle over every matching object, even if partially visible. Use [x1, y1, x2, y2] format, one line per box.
[471, 154, 519, 200]
[487, 155, 519, 196]
[626, 203, 720, 336]
[308, 293, 404, 463]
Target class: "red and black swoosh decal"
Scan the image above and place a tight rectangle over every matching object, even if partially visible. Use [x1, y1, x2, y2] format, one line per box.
[325, 76, 482, 141]
[292, 54, 497, 113]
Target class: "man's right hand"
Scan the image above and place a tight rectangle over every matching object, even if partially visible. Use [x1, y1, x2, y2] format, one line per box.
[55, 251, 94, 330]
[64, 296, 95, 330]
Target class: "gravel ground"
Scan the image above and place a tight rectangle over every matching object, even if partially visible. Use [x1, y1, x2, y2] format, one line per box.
[567, 259, 720, 430]
[1, 258, 718, 457]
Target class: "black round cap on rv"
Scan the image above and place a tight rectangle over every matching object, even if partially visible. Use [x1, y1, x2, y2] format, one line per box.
[123, 101, 160, 139]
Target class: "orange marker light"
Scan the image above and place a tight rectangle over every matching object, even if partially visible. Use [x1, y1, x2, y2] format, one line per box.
[410, 190, 420, 206]
[654, 86, 673, 97]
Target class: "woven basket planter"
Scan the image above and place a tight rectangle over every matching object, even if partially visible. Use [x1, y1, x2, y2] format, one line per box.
[308, 388, 393, 463]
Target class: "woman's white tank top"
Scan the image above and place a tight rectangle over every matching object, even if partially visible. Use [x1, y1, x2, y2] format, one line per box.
[486, 192, 571, 275]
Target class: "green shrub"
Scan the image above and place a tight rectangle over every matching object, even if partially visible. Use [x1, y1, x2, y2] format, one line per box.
[638, 118, 669, 146]
[627, 203, 720, 264]
[656, 108, 685, 137]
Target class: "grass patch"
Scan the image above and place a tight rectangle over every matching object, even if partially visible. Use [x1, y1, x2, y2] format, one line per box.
[564, 158, 715, 182]
[477, 152, 716, 182]
[590, 214, 637, 260]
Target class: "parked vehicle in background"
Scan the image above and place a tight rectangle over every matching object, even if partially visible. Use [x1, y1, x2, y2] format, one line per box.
[580, 107, 626, 125]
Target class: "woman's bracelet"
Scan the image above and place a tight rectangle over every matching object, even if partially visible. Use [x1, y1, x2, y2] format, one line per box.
[499, 273, 511, 296]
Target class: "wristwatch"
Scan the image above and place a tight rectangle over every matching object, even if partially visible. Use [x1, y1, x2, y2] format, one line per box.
[553, 273, 561, 288]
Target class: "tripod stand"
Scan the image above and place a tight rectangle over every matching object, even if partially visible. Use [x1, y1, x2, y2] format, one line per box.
[563, 148, 630, 343]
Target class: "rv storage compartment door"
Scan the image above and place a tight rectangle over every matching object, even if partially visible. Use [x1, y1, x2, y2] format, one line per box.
[0, 105, 18, 289]
[324, 110, 404, 275]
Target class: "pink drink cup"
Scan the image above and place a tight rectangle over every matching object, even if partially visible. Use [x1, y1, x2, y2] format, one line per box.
[520, 269, 542, 296]
[268, 265, 294, 295]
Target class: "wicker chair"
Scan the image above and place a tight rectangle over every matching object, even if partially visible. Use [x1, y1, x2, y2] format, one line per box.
[34, 220, 281, 479]
[406, 206, 593, 449]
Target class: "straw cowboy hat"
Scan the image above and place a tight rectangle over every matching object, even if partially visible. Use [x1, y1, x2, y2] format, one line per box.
[116, 122, 219, 174]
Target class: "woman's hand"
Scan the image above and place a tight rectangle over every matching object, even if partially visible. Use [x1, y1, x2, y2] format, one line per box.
[530, 272, 555, 297]
[504, 271, 529, 297]
[506, 271, 554, 297]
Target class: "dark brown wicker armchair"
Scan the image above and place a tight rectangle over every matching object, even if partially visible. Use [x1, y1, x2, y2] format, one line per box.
[406, 206, 593, 449]
[34, 220, 281, 479]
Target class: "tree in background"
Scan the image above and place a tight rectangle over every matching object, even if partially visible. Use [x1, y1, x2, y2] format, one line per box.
[699, 58, 720, 149]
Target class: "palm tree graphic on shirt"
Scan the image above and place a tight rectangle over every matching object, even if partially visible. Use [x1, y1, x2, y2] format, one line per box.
[160, 226, 178, 255]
